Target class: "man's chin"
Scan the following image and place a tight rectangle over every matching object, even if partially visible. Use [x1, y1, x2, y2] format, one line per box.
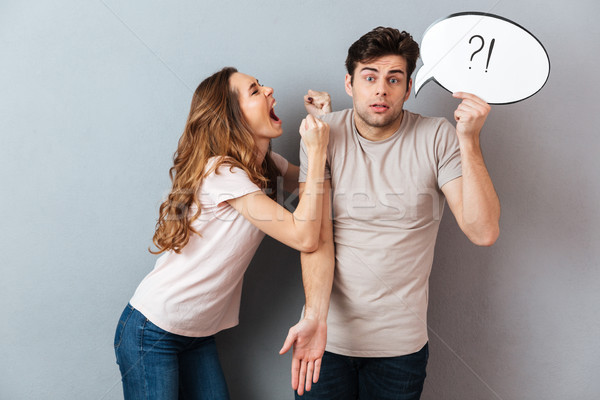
[364, 116, 396, 128]
[364, 108, 404, 127]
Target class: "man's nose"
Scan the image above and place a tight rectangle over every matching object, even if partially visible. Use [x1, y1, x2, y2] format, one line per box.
[375, 81, 387, 96]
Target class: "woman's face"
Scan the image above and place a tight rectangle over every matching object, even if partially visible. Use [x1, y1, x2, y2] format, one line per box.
[229, 72, 283, 143]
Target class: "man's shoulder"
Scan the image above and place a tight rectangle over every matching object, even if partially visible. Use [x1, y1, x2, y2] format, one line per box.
[320, 109, 353, 144]
[403, 110, 458, 155]
[403, 110, 456, 144]
[320, 108, 353, 126]
[404, 110, 450, 129]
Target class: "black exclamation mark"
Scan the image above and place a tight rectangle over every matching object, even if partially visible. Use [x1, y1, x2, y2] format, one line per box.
[486, 38, 496, 73]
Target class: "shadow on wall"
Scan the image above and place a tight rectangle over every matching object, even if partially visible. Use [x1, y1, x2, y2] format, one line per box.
[217, 237, 305, 399]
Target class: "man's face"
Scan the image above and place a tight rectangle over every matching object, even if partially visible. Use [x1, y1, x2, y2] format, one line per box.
[345, 54, 412, 138]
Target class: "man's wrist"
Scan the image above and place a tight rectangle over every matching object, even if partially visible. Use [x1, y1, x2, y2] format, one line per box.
[306, 149, 327, 163]
[458, 135, 482, 155]
[303, 305, 328, 322]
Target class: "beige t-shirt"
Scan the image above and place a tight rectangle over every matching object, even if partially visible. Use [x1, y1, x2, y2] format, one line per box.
[130, 153, 288, 337]
[300, 109, 461, 357]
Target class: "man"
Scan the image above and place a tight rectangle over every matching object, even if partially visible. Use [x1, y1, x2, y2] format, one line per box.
[280, 27, 500, 399]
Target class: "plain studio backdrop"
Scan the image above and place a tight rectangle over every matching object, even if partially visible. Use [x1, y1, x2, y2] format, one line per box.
[1, 1, 599, 399]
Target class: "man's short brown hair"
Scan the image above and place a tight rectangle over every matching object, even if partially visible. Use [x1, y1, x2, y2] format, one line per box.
[346, 27, 420, 88]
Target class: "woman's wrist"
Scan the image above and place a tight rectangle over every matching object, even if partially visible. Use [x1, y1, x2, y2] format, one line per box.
[305, 148, 327, 162]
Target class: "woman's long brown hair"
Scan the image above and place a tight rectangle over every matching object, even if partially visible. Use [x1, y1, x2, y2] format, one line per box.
[150, 67, 281, 254]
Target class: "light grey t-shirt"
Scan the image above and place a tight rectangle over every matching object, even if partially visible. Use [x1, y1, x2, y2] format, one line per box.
[299, 109, 462, 357]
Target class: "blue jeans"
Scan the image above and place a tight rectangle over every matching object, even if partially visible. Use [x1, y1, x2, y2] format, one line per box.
[296, 344, 428, 400]
[114, 304, 230, 400]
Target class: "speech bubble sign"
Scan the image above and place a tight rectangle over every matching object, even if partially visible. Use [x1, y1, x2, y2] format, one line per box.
[414, 12, 550, 104]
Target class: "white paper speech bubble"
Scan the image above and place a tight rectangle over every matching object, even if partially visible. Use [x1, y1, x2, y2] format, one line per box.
[415, 12, 550, 104]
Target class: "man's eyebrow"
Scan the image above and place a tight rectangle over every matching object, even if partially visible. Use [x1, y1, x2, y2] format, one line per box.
[360, 67, 379, 73]
[388, 69, 405, 75]
[359, 67, 405, 75]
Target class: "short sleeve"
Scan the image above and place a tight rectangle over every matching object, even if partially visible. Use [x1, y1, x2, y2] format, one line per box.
[436, 119, 462, 188]
[270, 151, 289, 176]
[299, 139, 331, 183]
[201, 162, 261, 206]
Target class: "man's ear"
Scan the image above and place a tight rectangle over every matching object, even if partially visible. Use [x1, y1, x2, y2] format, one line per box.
[345, 74, 353, 97]
[405, 78, 413, 101]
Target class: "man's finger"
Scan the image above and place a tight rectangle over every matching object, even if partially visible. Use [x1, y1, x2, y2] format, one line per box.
[305, 361, 314, 392]
[313, 358, 322, 383]
[297, 360, 307, 396]
[453, 91, 478, 101]
[279, 330, 296, 354]
[291, 357, 300, 390]
[453, 92, 490, 110]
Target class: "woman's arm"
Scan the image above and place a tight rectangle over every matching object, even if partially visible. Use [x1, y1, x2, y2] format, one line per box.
[280, 89, 331, 194]
[227, 115, 329, 252]
[304, 90, 332, 117]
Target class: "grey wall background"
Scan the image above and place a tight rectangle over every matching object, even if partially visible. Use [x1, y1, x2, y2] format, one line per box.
[2, 0, 599, 399]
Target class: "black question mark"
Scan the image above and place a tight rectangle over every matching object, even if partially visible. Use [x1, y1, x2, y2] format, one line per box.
[469, 35, 496, 72]
[469, 35, 485, 69]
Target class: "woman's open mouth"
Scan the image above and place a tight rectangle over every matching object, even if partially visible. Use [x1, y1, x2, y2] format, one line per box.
[270, 108, 280, 122]
[269, 102, 280, 122]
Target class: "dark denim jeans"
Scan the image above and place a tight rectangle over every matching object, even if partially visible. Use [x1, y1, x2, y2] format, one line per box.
[296, 344, 428, 400]
[114, 304, 230, 400]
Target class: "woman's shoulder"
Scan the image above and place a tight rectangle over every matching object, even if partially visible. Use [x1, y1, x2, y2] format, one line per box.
[201, 156, 261, 205]
[205, 155, 238, 174]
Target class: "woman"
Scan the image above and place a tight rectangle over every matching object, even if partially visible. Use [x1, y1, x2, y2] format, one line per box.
[114, 67, 329, 399]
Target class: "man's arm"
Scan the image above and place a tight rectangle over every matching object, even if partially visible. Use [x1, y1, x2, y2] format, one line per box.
[282, 162, 300, 194]
[280, 180, 334, 396]
[442, 92, 500, 246]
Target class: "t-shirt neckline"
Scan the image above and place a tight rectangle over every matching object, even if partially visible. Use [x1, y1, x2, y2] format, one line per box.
[351, 109, 409, 145]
